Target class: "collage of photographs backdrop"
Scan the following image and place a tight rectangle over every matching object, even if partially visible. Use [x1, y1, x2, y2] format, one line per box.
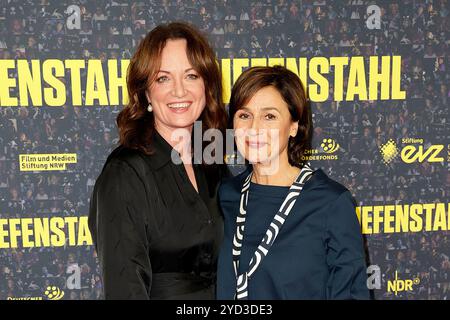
[0, 0, 449, 300]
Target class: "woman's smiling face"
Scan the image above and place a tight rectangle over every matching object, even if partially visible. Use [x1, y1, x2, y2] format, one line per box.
[233, 86, 298, 165]
[146, 38, 206, 132]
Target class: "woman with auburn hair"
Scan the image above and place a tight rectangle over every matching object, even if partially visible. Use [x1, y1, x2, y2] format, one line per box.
[217, 66, 370, 300]
[88, 22, 228, 300]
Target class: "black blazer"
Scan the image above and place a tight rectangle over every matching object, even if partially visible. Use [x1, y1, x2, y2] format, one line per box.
[88, 132, 226, 299]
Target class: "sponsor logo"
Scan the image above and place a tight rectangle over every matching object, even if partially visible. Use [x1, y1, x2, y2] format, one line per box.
[7, 286, 64, 300]
[44, 286, 65, 300]
[380, 138, 447, 165]
[387, 271, 420, 295]
[380, 139, 399, 164]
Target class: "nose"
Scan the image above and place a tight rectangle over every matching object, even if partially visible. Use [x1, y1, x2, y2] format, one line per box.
[248, 118, 261, 136]
[172, 77, 187, 98]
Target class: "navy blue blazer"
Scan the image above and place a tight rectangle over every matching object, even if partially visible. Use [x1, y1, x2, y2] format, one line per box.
[217, 166, 370, 300]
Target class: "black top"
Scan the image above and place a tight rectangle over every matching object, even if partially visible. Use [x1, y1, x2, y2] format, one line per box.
[88, 132, 225, 300]
[217, 166, 370, 300]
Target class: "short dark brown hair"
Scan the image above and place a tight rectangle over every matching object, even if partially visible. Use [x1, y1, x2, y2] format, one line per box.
[228, 65, 313, 168]
[117, 21, 227, 155]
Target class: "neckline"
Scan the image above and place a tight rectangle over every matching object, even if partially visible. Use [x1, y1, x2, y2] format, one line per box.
[248, 180, 291, 198]
[245, 168, 319, 197]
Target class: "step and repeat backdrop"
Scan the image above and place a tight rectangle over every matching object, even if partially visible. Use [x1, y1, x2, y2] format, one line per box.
[0, 0, 449, 300]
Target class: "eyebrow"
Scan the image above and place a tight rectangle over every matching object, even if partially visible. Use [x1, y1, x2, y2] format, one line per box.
[158, 68, 196, 74]
[239, 106, 280, 113]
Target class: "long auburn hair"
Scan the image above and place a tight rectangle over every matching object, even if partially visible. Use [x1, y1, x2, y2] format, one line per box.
[117, 22, 227, 157]
[228, 66, 313, 168]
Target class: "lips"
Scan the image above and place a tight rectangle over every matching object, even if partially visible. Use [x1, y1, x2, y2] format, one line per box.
[245, 140, 268, 148]
[167, 102, 192, 109]
[167, 101, 192, 113]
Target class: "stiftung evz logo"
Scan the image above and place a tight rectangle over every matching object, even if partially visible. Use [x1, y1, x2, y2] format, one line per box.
[380, 138, 446, 165]
[400, 144, 445, 163]
[380, 139, 399, 164]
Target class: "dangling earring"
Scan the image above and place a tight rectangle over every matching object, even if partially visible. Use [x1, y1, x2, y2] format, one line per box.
[291, 129, 297, 138]
[147, 103, 153, 112]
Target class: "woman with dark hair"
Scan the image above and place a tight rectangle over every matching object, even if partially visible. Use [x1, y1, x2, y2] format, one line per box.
[88, 22, 228, 300]
[217, 66, 369, 300]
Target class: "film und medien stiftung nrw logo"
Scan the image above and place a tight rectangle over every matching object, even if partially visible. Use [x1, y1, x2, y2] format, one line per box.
[44, 286, 65, 300]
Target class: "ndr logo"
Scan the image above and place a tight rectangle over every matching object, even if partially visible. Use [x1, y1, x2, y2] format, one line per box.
[387, 271, 420, 295]
[367, 266, 420, 295]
